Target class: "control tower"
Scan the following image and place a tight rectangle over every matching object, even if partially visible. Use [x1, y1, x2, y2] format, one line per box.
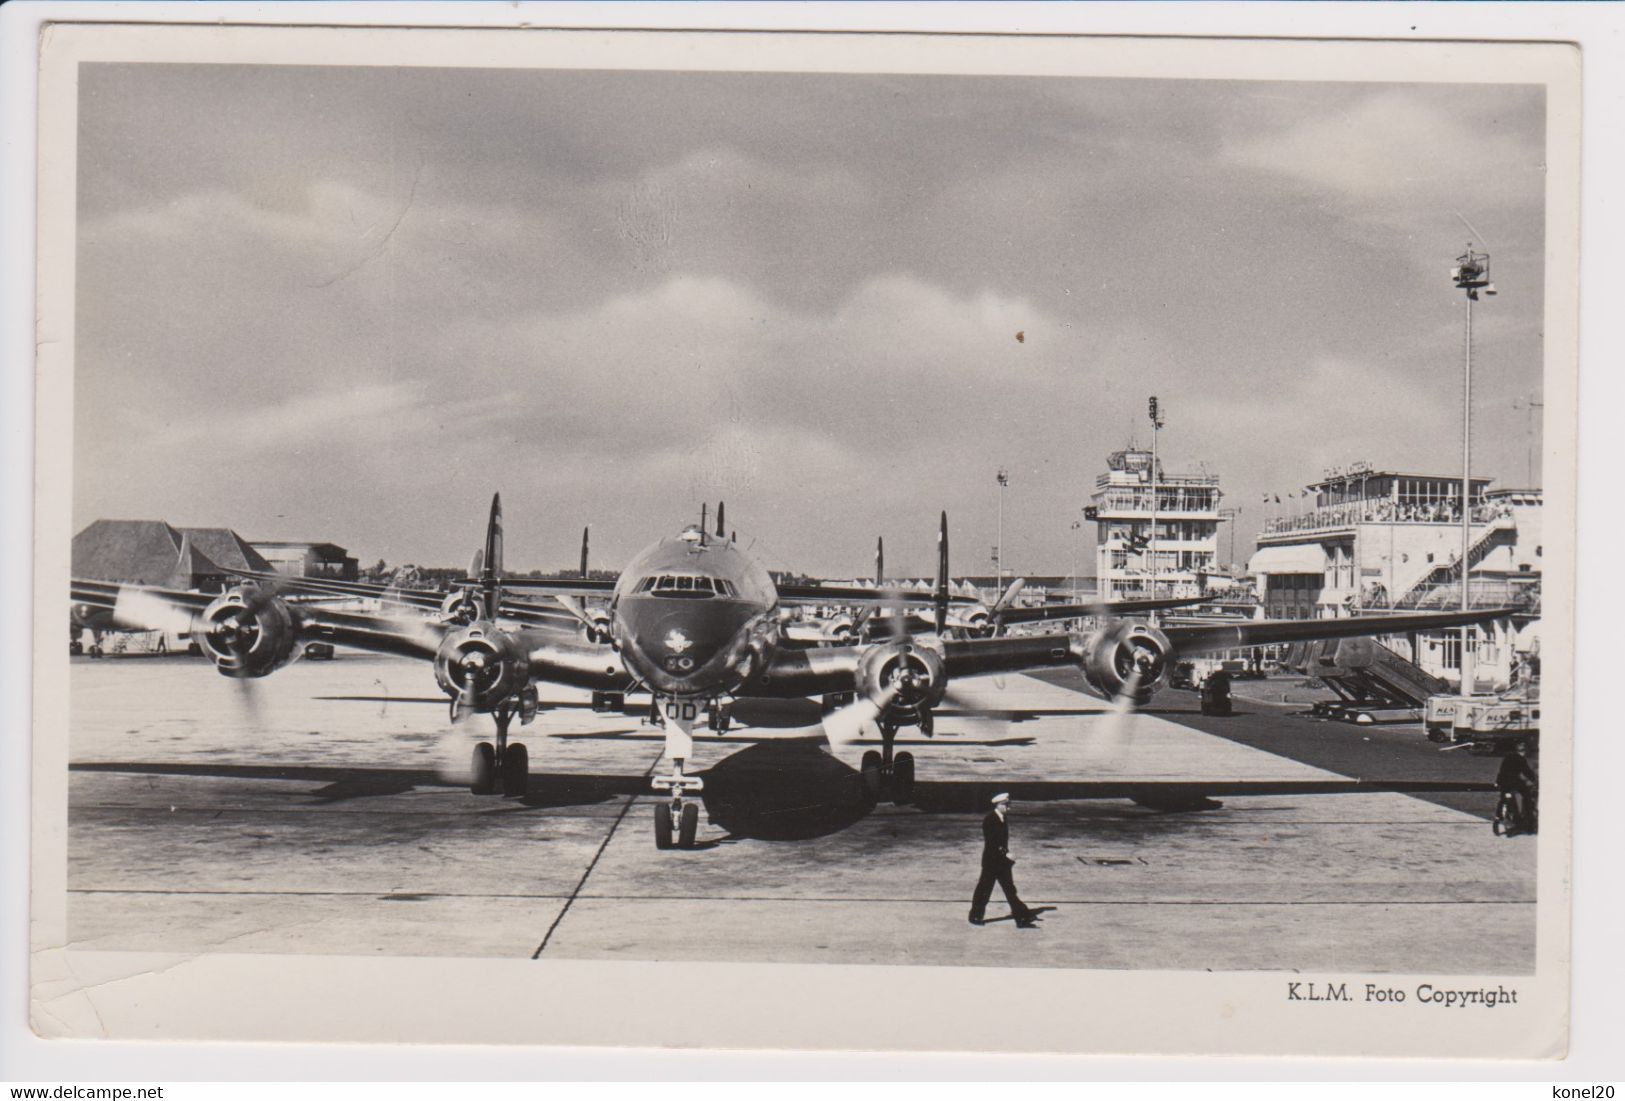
[1089, 448, 1222, 600]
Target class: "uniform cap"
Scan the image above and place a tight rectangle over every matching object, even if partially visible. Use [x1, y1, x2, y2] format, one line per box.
[991, 792, 1010, 806]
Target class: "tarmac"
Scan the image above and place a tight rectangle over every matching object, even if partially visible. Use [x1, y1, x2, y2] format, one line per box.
[66, 651, 1535, 972]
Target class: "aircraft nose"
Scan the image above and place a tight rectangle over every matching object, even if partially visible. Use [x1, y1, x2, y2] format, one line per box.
[622, 601, 747, 678]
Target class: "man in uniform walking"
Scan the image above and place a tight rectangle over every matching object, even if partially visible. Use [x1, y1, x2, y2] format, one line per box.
[969, 792, 1038, 928]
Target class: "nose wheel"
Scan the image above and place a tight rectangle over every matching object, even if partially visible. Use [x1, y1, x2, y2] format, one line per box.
[651, 758, 705, 849]
[859, 722, 916, 804]
[654, 800, 700, 849]
[469, 702, 529, 797]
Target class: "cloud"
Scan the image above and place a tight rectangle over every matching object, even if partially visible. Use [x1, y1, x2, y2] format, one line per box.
[68, 65, 1549, 573]
[1222, 87, 1544, 208]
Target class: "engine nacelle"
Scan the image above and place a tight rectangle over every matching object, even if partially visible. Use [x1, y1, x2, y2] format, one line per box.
[957, 608, 993, 638]
[1081, 620, 1173, 704]
[584, 611, 613, 645]
[196, 587, 300, 678]
[855, 640, 947, 726]
[434, 622, 531, 712]
[440, 589, 481, 625]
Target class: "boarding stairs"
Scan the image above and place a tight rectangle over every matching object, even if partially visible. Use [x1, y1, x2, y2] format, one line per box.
[1283, 635, 1452, 725]
[1400, 578, 1538, 613]
[1394, 516, 1514, 610]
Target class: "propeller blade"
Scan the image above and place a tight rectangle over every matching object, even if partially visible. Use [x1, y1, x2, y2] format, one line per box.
[1096, 668, 1145, 754]
[230, 671, 265, 726]
[451, 681, 477, 724]
[716, 501, 725, 539]
[822, 682, 902, 749]
[480, 492, 503, 619]
[110, 587, 206, 635]
[580, 526, 590, 579]
[552, 593, 600, 632]
[484, 493, 503, 579]
[991, 577, 1027, 613]
[934, 511, 950, 635]
[875, 536, 885, 587]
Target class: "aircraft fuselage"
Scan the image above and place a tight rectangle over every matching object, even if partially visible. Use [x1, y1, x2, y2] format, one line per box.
[608, 528, 782, 700]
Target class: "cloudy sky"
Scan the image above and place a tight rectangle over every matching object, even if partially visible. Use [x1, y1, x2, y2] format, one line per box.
[72, 62, 1546, 578]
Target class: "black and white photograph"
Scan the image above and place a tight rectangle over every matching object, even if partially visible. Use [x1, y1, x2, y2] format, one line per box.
[25, 22, 1579, 1057]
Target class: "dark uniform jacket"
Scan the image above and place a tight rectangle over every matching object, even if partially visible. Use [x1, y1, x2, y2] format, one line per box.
[981, 810, 1012, 868]
[1497, 753, 1535, 795]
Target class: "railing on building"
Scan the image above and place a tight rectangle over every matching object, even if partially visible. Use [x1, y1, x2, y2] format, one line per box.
[1260, 498, 1516, 538]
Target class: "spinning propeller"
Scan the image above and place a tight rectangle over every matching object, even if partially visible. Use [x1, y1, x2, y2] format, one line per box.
[822, 512, 954, 749]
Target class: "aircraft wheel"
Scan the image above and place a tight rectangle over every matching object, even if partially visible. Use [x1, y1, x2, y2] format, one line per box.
[678, 802, 699, 848]
[892, 752, 915, 804]
[654, 804, 674, 849]
[712, 706, 731, 734]
[860, 750, 884, 797]
[1492, 794, 1513, 836]
[501, 742, 529, 797]
[470, 742, 497, 795]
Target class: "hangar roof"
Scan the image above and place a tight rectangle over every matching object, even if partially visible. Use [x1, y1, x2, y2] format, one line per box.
[72, 519, 221, 587]
[180, 527, 273, 574]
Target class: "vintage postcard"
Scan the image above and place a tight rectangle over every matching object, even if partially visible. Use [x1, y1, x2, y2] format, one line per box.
[29, 21, 1578, 1056]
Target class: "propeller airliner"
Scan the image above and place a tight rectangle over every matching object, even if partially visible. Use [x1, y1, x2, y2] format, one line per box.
[71, 494, 1513, 850]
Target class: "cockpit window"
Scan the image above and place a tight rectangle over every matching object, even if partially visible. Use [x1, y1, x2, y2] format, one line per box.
[637, 574, 739, 599]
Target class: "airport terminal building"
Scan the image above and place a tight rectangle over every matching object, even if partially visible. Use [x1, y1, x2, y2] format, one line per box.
[1248, 466, 1543, 688]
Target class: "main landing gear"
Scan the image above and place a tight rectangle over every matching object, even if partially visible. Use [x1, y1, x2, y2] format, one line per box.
[470, 700, 529, 798]
[651, 758, 704, 849]
[707, 701, 732, 734]
[860, 720, 916, 805]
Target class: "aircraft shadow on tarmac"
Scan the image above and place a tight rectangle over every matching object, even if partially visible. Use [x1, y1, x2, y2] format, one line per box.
[67, 760, 652, 808]
[311, 693, 1161, 727]
[696, 742, 1498, 840]
[71, 741, 1495, 836]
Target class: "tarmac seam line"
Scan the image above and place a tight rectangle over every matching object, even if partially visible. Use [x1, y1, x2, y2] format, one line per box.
[531, 750, 663, 960]
[65, 889, 1537, 906]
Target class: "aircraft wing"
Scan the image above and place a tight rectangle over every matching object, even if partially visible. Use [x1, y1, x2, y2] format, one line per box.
[942, 634, 1085, 680]
[995, 595, 1209, 625]
[221, 569, 582, 631]
[70, 578, 454, 659]
[1161, 607, 1518, 656]
[71, 579, 627, 682]
[776, 584, 978, 606]
[481, 577, 618, 595]
[936, 606, 1517, 681]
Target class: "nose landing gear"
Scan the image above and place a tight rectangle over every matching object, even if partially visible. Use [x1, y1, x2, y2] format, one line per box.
[708, 701, 732, 734]
[652, 759, 704, 849]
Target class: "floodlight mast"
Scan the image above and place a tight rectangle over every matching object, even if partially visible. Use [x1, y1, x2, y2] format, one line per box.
[1451, 245, 1495, 696]
[995, 468, 1009, 600]
[1148, 396, 1165, 603]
